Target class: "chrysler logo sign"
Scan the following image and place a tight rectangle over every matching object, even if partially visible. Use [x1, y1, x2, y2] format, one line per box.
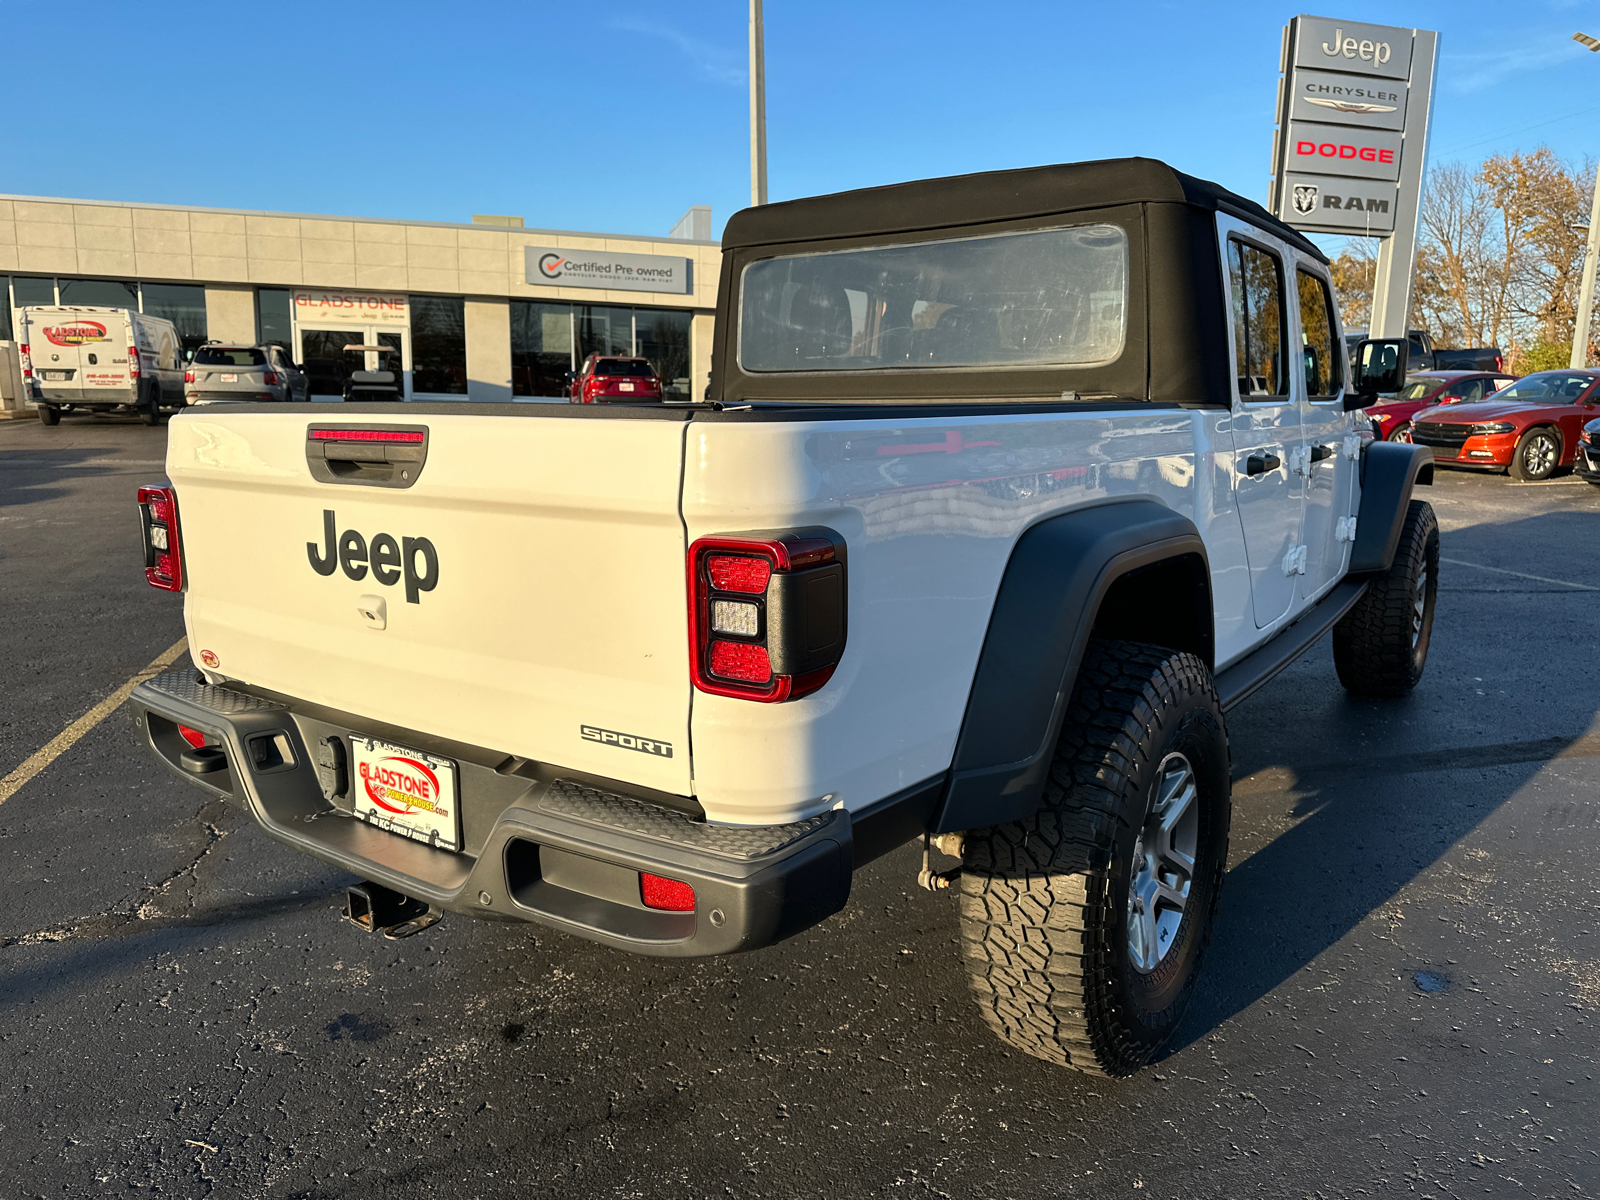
[1306, 96, 1397, 115]
[524, 246, 691, 295]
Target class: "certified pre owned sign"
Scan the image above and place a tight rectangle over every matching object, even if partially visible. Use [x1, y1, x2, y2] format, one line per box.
[525, 246, 691, 295]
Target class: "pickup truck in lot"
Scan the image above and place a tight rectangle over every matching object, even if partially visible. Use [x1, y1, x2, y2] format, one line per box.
[129, 158, 1436, 1077]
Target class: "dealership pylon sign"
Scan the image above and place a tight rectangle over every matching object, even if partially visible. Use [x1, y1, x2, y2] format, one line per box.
[1271, 15, 1438, 335]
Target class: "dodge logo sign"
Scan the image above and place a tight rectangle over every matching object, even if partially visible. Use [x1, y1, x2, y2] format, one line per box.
[1292, 185, 1319, 216]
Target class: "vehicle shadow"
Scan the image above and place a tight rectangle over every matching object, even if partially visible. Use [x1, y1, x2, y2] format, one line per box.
[0, 446, 140, 510]
[1168, 507, 1599, 1056]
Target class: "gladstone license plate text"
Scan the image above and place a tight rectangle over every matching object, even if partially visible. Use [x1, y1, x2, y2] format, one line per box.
[350, 737, 461, 852]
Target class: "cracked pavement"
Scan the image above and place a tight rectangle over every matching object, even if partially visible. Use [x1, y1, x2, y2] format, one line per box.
[2, 417, 1598, 1198]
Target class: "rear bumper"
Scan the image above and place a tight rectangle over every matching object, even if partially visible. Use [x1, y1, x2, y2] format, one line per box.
[35, 387, 138, 407]
[187, 388, 288, 404]
[129, 669, 854, 956]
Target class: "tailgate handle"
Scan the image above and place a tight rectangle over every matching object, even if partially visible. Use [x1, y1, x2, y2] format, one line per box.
[306, 425, 429, 489]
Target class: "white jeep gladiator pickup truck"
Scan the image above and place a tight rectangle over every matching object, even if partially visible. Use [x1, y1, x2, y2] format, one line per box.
[130, 158, 1435, 1077]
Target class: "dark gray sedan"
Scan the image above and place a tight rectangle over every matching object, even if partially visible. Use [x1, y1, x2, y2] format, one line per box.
[184, 343, 308, 405]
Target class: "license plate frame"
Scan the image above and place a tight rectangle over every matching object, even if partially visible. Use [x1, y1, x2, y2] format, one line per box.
[618, 382, 635, 391]
[219, 373, 239, 383]
[349, 736, 461, 852]
[42, 370, 71, 381]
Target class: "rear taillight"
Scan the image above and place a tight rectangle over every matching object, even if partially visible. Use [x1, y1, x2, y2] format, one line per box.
[128, 346, 141, 380]
[640, 872, 695, 911]
[1494, 354, 1504, 372]
[183, 368, 195, 384]
[582, 376, 602, 402]
[688, 530, 847, 702]
[263, 370, 280, 386]
[19, 343, 31, 379]
[137, 485, 183, 591]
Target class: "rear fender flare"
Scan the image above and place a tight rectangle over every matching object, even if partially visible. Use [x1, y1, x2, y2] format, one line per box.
[1350, 440, 1433, 575]
[931, 499, 1211, 835]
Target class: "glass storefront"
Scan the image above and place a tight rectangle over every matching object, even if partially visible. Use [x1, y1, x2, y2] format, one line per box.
[257, 288, 293, 351]
[511, 300, 692, 401]
[3, 276, 208, 352]
[59, 278, 138, 308]
[410, 295, 467, 395]
[140, 283, 207, 357]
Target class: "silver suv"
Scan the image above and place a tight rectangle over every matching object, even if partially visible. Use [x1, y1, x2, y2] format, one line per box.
[184, 343, 308, 405]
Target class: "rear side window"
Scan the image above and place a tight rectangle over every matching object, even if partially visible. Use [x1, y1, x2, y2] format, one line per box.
[1295, 269, 1343, 398]
[194, 347, 266, 366]
[593, 358, 656, 377]
[738, 223, 1129, 373]
[1228, 240, 1287, 397]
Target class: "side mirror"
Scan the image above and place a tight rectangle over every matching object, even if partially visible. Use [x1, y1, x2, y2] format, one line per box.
[1346, 337, 1409, 410]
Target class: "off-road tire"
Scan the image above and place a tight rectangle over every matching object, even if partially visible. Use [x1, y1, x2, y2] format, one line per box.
[138, 382, 159, 426]
[958, 639, 1232, 1077]
[1509, 426, 1559, 481]
[36, 403, 59, 426]
[1332, 499, 1438, 697]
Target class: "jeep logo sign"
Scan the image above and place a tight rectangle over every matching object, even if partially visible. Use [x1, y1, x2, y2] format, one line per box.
[307, 510, 438, 604]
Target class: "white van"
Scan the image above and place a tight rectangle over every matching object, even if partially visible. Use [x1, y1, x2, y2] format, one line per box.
[20, 305, 185, 426]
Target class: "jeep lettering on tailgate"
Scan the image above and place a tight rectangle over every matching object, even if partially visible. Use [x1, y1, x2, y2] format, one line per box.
[307, 509, 438, 603]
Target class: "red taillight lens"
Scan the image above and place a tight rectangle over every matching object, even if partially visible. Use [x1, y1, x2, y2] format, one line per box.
[263, 370, 280, 386]
[709, 640, 772, 683]
[19, 343, 31, 378]
[183, 369, 195, 384]
[309, 428, 425, 443]
[127, 346, 141, 379]
[137, 484, 183, 591]
[640, 872, 695, 912]
[177, 724, 207, 749]
[583, 377, 602, 402]
[706, 553, 771, 593]
[688, 532, 846, 702]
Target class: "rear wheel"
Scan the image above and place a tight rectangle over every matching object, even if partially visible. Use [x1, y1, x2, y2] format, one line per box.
[1509, 426, 1559, 481]
[138, 382, 159, 426]
[36, 403, 59, 426]
[958, 639, 1231, 1076]
[1333, 499, 1438, 697]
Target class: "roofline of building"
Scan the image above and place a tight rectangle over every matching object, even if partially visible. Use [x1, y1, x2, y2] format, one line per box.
[0, 193, 723, 248]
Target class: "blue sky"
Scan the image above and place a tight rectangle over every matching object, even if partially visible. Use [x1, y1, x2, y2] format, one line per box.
[3, 1, 1596, 241]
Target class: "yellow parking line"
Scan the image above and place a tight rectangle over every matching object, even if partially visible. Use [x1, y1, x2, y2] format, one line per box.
[0, 637, 188, 807]
[1440, 557, 1599, 592]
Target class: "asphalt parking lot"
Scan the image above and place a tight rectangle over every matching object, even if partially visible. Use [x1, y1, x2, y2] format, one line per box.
[2, 414, 1598, 1199]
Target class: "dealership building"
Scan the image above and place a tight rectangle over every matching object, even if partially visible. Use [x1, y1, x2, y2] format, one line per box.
[0, 195, 720, 404]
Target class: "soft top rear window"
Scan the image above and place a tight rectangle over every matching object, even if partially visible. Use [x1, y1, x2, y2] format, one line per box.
[593, 358, 655, 377]
[737, 223, 1128, 374]
[194, 347, 266, 366]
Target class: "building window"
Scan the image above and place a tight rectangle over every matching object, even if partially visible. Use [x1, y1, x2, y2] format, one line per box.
[13, 277, 56, 307]
[510, 301, 575, 399]
[576, 304, 633, 362]
[0, 278, 10, 341]
[140, 283, 208, 357]
[410, 295, 467, 394]
[634, 308, 692, 401]
[59, 278, 139, 308]
[258, 288, 292, 351]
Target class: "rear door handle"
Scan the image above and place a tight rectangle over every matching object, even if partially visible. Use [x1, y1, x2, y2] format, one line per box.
[1310, 443, 1335, 462]
[1246, 453, 1282, 476]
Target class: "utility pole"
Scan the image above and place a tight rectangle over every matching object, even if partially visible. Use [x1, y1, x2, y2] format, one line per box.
[1570, 31, 1600, 368]
[749, 0, 768, 207]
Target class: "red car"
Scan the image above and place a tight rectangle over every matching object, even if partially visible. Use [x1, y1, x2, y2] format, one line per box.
[1364, 370, 1517, 442]
[567, 355, 663, 403]
[1410, 369, 1600, 480]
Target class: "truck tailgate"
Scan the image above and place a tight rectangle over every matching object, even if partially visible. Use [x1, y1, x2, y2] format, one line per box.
[166, 410, 692, 795]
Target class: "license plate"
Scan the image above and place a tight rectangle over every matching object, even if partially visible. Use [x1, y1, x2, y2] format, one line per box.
[618, 382, 634, 391]
[350, 737, 461, 852]
[220, 373, 238, 383]
[43, 370, 71, 380]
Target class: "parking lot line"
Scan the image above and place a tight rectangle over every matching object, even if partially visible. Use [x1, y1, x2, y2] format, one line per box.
[1439, 556, 1599, 591]
[0, 636, 188, 807]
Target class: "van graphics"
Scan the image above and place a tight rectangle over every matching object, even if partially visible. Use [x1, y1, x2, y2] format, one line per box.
[42, 321, 109, 346]
[580, 724, 674, 758]
[307, 510, 438, 604]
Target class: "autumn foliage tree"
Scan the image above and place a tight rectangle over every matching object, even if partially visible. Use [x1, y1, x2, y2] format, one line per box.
[1328, 146, 1599, 369]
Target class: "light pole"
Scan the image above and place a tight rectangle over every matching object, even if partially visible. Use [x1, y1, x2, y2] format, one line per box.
[749, 0, 768, 207]
[1570, 31, 1600, 368]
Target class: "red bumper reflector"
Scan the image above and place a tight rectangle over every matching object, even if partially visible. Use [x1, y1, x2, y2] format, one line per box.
[177, 724, 207, 749]
[640, 873, 695, 912]
[709, 639, 772, 683]
[308, 428, 425, 443]
[706, 553, 772, 594]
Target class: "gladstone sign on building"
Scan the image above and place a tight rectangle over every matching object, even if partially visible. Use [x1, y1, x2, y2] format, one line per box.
[524, 246, 691, 295]
[1270, 15, 1436, 236]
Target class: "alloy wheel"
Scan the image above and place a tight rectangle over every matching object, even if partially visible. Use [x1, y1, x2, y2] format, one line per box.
[1524, 432, 1557, 477]
[1127, 752, 1200, 974]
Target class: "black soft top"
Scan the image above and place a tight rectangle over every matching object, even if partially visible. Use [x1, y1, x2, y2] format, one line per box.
[722, 157, 1325, 264]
